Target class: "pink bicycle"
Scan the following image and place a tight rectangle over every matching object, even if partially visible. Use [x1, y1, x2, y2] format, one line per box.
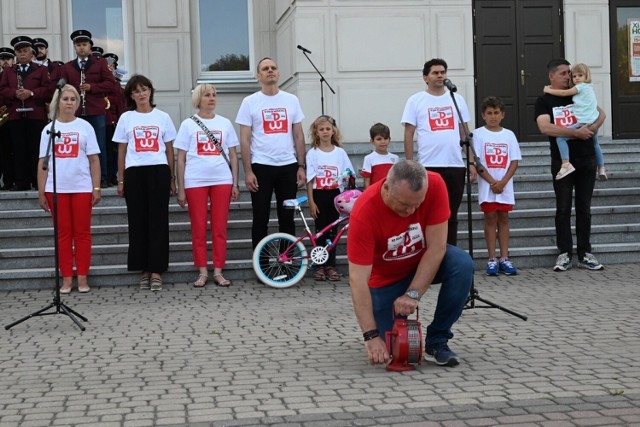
[252, 189, 362, 288]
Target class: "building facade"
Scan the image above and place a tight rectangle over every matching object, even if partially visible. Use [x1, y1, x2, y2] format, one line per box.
[2, 0, 639, 146]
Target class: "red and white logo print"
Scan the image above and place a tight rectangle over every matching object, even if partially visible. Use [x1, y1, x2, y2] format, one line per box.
[261, 108, 288, 134]
[196, 130, 222, 156]
[552, 105, 578, 128]
[133, 126, 160, 152]
[55, 132, 80, 158]
[483, 142, 509, 169]
[382, 223, 425, 261]
[315, 165, 339, 189]
[427, 106, 455, 131]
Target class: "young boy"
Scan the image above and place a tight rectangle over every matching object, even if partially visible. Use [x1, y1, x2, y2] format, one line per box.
[472, 97, 522, 276]
[360, 122, 399, 189]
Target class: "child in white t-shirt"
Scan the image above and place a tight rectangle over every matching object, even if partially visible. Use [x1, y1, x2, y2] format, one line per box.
[472, 96, 521, 277]
[544, 63, 606, 180]
[360, 122, 398, 189]
[305, 115, 354, 281]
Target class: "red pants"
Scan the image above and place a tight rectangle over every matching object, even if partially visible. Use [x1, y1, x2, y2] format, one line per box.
[185, 185, 232, 268]
[45, 192, 93, 277]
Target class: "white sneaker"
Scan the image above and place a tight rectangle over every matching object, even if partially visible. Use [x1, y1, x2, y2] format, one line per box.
[553, 252, 572, 271]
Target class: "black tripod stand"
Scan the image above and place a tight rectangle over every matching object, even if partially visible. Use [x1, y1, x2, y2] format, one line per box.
[447, 84, 527, 321]
[298, 46, 335, 115]
[5, 80, 88, 331]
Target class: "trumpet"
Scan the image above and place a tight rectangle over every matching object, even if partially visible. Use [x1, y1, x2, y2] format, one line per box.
[0, 105, 8, 127]
[80, 63, 87, 116]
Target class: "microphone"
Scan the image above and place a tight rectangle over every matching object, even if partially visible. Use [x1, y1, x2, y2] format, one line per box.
[297, 45, 312, 54]
[56, 78, 66, 89]
[443, 79, 457, 92]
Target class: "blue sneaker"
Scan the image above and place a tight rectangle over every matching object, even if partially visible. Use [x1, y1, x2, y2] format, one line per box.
[486, 258, 498, 276]
[499, 258, 517, 275]
[425, 343, 460, 367]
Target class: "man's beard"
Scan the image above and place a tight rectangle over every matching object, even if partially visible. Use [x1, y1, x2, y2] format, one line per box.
[36, 53, 46, 61]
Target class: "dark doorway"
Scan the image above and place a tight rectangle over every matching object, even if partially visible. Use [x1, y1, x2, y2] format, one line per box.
[473, 0, 564, 141]
[610, 0, 640, 139]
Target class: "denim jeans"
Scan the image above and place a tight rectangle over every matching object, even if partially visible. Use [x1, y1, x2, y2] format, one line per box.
[552, 155, 596, 259]
[369, 244, 473, 347]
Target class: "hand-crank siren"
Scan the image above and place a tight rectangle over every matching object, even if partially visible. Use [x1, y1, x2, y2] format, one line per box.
[385, 308, 423, 371]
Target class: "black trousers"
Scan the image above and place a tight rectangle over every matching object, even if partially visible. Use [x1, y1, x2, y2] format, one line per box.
[312, 188, 341, 267]
[123, 164, 171, 273]
[250, 162, 298, 248]
[10, 118, 46, 189]
[425, 167, 466, 246]
[0, 124, 15, 188]
[552, 155, 596, 259]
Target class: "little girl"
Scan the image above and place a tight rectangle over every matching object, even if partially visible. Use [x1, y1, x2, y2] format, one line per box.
[544, 63, 606, 180]
[306, 115, 354, 281]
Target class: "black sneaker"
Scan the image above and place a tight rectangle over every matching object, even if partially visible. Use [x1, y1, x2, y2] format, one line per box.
[424, 343, 460, 367]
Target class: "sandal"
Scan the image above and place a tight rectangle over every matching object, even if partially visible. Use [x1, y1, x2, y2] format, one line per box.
[193, 274, 208, 288]
[140, 276, 151, 290]
[313, 267, 326, 281]
[150, 277, 162, 291]
[325, 267, 341, 281]
[212, 273, 231, 287]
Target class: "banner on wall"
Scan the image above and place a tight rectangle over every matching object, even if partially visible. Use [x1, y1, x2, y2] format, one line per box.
[630, 19, 640, 82]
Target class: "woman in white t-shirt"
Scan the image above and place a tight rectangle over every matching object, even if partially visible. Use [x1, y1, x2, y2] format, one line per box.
[174, 84, 240, 288]
[114, 75, 177, 291]
[37, 84, 101, 294]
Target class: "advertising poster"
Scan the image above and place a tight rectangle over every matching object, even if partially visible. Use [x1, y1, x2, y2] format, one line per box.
[630, 19, 640, 82]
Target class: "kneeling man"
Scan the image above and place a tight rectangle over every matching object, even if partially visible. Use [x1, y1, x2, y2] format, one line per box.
[348, 160, 473, 366]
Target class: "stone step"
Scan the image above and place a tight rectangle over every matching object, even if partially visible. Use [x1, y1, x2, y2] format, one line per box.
[1, 241, 638, 291]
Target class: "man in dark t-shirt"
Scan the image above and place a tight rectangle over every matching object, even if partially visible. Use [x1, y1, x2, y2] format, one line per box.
[534, 58, 605, 272]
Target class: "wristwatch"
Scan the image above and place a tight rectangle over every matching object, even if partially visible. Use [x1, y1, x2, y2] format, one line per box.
[405, 289, 421, 301]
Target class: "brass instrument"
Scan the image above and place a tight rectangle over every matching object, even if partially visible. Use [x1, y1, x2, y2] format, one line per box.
[80, 62, 87, 116]
[15, 69, 33, 115]
[0, 105, 8, 127]
[104, 96, 111, 110]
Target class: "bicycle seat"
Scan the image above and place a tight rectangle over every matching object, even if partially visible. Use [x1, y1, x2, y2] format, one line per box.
[283, 196, 308, 208]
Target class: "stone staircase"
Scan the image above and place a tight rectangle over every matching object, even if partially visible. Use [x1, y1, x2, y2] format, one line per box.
[1, 138, 638, 290]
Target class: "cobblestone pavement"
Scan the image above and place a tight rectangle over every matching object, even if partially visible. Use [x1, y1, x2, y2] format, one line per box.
[1, 264, 639, 427]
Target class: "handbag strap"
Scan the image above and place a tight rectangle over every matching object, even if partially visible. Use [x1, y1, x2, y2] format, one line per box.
[190, 115, 231, 169]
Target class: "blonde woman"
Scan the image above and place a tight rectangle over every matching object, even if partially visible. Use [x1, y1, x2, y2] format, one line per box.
[37, 84, 101, 293]
[174, 84, 240, 287]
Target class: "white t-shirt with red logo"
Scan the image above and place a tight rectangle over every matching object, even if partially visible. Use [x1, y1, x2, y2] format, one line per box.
[472, 126, 522, 206]
[39, 118, 100, 193]
[305, 146, 354, 191]
[347, 172, 450, 288]
[360, 151, 399, 185]
[174, 114, 239, 189]
[113, 108, 177, 168]
[401, 90, 470, 167]
[235, 90, 304, 166]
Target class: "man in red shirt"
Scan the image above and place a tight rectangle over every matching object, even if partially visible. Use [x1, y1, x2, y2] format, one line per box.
[348, 160, 473, 367]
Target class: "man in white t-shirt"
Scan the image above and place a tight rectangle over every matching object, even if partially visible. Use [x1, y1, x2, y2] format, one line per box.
[235, 58, 306, 248]
[401, 58, 477, 246]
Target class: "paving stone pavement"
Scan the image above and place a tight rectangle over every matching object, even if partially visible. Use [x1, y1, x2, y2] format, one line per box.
[1, 264, 639, 427]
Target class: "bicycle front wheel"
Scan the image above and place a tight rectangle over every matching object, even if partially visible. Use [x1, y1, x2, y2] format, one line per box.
[253, 232, 308, 288]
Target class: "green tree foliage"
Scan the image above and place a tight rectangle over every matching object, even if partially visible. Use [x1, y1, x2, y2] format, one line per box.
[206, 53, 250, 71]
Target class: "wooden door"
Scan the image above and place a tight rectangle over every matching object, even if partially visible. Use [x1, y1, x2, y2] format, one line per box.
[474, 0, 564, 141]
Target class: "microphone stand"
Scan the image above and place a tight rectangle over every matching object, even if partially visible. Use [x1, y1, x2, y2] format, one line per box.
[300, 50, 335, 115]
[448, 88, 527, 321]
[6, 85, 88, 331]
